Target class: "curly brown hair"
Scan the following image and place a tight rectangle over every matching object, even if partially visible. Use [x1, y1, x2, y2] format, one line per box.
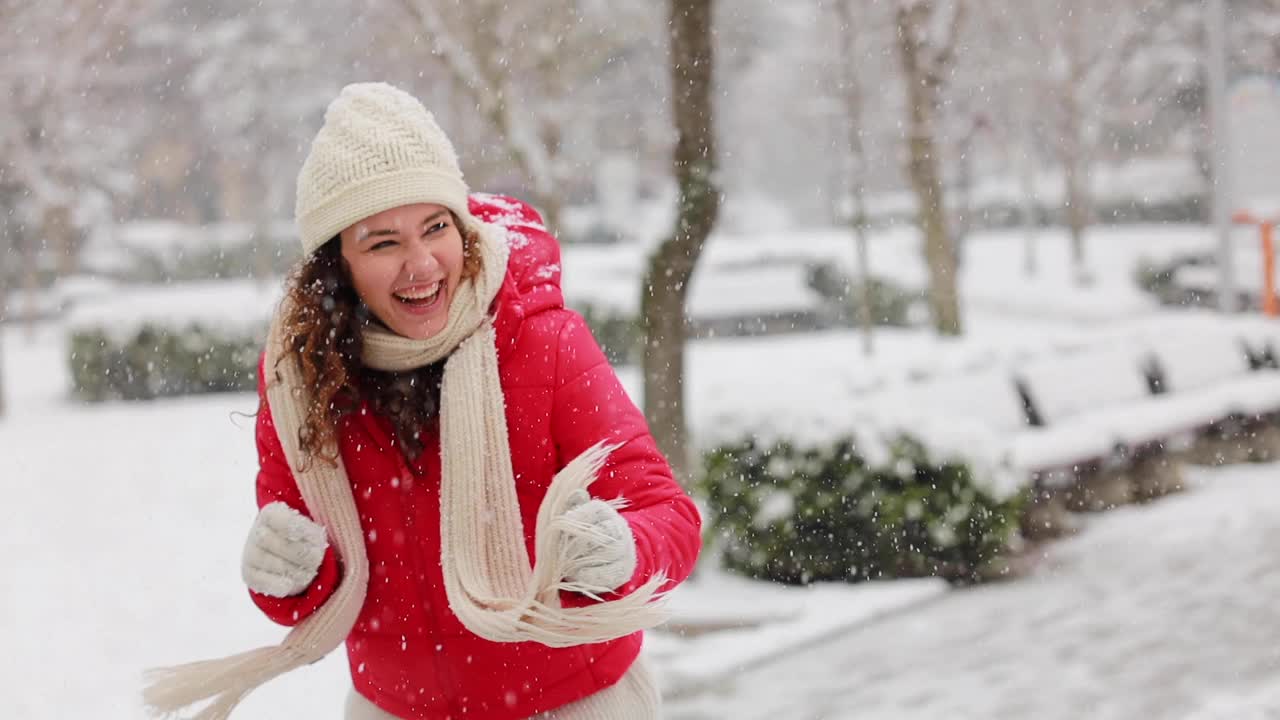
[271, 213, 484, 468]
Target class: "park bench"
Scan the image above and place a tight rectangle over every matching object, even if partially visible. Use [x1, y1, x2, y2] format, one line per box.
[864, 316, 1280, 535]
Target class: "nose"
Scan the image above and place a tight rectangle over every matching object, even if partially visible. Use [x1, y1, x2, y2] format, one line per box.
[403, 239, 439, 281]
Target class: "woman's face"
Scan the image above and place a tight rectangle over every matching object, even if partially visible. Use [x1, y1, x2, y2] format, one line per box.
[339, 203, 465, 340]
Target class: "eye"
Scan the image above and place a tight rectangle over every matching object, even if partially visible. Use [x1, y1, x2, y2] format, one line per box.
[369, 239, 397, 251]
[423, 221, 449, 237]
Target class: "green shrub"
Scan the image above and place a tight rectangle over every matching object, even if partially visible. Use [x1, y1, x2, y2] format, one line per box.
[70, 323, 261, 402]
[806, 263, 917, 327]
[576, 304, 642, 367]
[1133, 252, 1213, 306]
[697, 434, 1025, 585]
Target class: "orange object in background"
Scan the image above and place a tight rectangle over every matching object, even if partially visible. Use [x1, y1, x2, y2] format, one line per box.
[1232, 211, 1279, 317]
[1264, 223, 1277, 317]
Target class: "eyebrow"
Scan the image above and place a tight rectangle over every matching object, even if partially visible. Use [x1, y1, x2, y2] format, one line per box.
[361, 210, 450, 242]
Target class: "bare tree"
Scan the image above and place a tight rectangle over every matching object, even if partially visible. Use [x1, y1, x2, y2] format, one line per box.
[1229, 0, 1280, 75]
[175, 2, 332, 278]
[393, 0, 649, 232]
[894, 0, 965, 336]
[2, 0, 156, 275]
[642, 0, 721, 485]
[0, 0, 157, 408]
[0, 223, 7, 418]
[831, 0, 880, 355]
[999, 1, 1170, 286]
[969, 5, 1050, 278]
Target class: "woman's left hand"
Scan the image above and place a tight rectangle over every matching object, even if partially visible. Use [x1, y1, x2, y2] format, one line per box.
[558, 489, 638, 593]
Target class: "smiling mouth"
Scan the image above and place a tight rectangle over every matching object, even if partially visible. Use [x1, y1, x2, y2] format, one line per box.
[393, 281, 442, 308]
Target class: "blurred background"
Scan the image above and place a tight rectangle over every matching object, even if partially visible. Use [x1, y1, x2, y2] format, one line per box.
[4, 1, 1280, 718]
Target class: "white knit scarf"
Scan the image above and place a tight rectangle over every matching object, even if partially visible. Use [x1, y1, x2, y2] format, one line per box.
[143, 222, 669, 719]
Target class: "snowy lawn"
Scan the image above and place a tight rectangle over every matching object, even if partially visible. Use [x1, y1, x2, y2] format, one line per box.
[2, 222, 1270, 717]
[0, 333, 945, 718]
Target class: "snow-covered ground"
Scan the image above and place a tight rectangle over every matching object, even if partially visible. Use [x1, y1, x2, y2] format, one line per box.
[0, 327, 948, 719]
[2, 222, 1277, 717]
[666, 462, 1280, 720]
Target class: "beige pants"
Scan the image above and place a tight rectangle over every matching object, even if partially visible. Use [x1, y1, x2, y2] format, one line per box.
[345, 656, 661, 720]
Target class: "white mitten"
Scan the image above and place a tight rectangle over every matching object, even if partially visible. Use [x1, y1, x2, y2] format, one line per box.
[241, 502, 329, 598]
[559, 489, 638, 594]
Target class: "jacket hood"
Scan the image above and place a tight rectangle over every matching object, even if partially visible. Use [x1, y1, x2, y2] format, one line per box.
[467, 193, 565, 324]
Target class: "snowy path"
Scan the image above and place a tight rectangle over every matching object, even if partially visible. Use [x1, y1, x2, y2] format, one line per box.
[667, 463, 1280, 720]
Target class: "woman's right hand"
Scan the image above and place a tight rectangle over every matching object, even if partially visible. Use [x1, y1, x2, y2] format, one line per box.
[241, 502, 329, 597]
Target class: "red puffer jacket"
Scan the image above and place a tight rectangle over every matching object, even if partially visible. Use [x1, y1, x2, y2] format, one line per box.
[249, 195, 701, 720]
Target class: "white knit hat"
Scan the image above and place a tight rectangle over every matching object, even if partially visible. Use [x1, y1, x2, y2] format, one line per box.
[295, 82, 474, 256]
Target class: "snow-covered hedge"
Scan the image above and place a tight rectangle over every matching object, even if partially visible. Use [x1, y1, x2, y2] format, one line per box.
[806, 264, 919, 328]
[70, 323, 261, 401]
[697, 434, 1025, 586]
[66, 280, 276, 402]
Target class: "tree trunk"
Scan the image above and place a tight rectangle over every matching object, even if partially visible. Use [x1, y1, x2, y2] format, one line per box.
[1064, 159, 1090, 284]
[954, 169, 970, 271]
[20, 231, 40, 340]
[853, 200, 874, 356]
[954, 128, 975, 270]
[0, 329, 6, 418]
[1018, 124, 1040, 277]
[218, 158, 248, 222]
[1061, 19, 1092, 287]
[535, 194, 563, 238]
[44, 205, 77, 278]
[896, 3, 962, 336]
[253, 219, 274, 282]
[1062, 130, 1092, 286]
[0, 194, 13, 417]
[641, 0, 720, 487]
[0, 261, 7, 418]
[537, 123, 565, 235]
[834, 0, 874, 356]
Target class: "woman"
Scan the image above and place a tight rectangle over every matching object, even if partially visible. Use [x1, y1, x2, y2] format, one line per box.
[144, 83, 700, 720]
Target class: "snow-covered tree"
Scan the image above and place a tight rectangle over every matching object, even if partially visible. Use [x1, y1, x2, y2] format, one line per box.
[1231, 0, 1280, 75]
[171, 0, 342, 274]
[826, 0, 892, 353]
[1, 0, 160, 283]
[994, 1, 1174, 285]
[1154, 0, 1280, 191]
[389, 0, 657, 232]
[0, 0, 162, 414]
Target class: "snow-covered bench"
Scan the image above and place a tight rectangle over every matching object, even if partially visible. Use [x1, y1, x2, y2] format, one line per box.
[1014, 323, 1280, 450]
[858, 364, 1123, 503]
[1240, 318, 1280, 370]
[865, 351, 1148, 486]
[1142, 327, 1280, 464]
[1013, 324, 1280, 481]
[859, 358, 1139, 536]
[1145, 331, 1280, 421]
[1001, 343, 1173, 513]
[859, 318, 1280, 532]
[1012, 343, 1155, 458]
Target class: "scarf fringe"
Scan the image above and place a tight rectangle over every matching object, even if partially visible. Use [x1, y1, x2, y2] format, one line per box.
[141, 645, 304, 719]
[445, 440, 672, 647]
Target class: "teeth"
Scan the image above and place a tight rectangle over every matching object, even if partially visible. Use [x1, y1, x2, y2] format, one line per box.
[395, 282, 440, 301]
